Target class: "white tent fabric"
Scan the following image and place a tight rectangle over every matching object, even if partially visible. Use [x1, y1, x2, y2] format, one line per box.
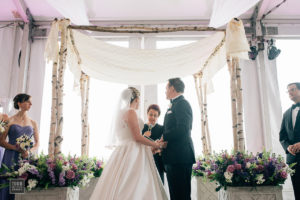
[46, 0, 89, 25]
[45, 19, 250, 87]
[209, 0, 260, 28]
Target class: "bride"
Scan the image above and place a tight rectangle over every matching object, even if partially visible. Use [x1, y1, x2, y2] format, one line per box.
[90, 87, 168, 200]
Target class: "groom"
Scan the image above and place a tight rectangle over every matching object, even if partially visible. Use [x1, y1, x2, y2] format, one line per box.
[160, 78, 195, 200]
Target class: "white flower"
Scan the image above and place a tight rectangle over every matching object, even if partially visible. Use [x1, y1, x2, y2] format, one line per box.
[27, 179, 38, 191]
[62, 163, 70, 171]
[224, 171, 233, 183]
[256, 174, 265, 184]
[0, 126, 5, 133]
[246, 162, 251, 169]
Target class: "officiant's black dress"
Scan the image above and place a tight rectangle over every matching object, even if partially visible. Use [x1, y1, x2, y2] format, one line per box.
[142, 124, 165, 184]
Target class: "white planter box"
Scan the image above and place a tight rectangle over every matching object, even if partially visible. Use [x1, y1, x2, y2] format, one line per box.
[196, 176, 218, 200]
[218, 186, 283, 200]
[15, 187, 79, 200]
[79, 177, 99, 200]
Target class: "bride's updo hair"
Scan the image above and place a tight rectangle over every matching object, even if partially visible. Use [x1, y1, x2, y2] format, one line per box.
[128, 87, 140, 103]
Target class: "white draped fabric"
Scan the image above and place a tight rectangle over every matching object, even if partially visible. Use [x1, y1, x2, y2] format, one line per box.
[68, 31, 225, 85]
[209, 0, 260, 28]
[45, 19, 250, 88]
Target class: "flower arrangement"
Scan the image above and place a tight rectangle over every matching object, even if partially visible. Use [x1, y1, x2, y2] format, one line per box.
[204, 151, 295, 191]
[16, 134, 34, 151]
[192, 157, 213, 177]
[0, 154, 104, 191]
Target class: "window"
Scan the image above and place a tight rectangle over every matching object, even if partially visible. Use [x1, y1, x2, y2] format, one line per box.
[276, 40, 300, 112]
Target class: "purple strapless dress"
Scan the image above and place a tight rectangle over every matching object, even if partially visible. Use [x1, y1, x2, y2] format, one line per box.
[0, 124, 34, 200]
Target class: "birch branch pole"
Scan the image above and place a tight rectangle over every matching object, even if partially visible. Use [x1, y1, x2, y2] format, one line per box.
[227, 56, 245, 152]
[194, 74, 212, 155]
[80, 72, 90, 156]
[53, 19, 70, 156]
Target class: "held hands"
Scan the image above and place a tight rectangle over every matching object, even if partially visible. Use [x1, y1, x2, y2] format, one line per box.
[289, 143, 300, 155]
[15, 144, 29, 158]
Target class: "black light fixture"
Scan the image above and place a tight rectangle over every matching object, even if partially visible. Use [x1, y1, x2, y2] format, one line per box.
[248, 46, 258, 60]
[267, 39, 281, 60]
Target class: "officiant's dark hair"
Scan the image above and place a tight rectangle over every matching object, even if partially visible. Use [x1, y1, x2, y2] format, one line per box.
[287, 82, 300, 90]
[13, 93, 31, 109]
[147, 104, 161, 116]
[168, 78, 185, 93]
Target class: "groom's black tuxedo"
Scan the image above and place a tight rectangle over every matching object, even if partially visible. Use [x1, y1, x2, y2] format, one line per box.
[162, 95, 195, 200]
[280, 106, 300, 164]
[280, 105, 300, 200]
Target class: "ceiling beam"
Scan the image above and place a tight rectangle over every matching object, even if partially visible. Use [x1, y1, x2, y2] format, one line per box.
[12, 0, 29, 22]
[256, 0, 273, 20]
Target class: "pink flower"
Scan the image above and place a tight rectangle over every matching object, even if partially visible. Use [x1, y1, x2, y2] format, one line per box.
[66, 170, 75, 179]
[280, 171, 288, 179]
[226, 165, 235, 173]
[71, 164, 78, 171]
[235, 164, 242, 170]
[49, 163, 56, 170]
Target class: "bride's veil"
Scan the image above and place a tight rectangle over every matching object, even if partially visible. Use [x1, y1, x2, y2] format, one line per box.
[106, 88, 133, 148]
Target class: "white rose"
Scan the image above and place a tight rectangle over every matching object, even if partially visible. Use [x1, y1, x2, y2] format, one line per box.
[27, 179, 38, 191]
[246, 162, 251, 169]
[256, 174, 265, 184]
[224, 171, 233, 183]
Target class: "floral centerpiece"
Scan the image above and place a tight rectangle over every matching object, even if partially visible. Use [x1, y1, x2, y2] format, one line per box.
[0, 154, 104, 191]
[206, 151, 295, 191]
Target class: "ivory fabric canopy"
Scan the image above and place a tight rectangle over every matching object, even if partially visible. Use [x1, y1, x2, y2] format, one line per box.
[45, 19, 249, 85]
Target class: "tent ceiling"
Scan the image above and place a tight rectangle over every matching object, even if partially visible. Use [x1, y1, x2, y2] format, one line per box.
[1, 0, 300, 23]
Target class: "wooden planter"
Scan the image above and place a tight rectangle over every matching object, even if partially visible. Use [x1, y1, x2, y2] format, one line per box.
[218, 186, 283, 200]
[79, 177, 100, 200]
[196, 176, 218, 200]
[15, 187, 79, 200]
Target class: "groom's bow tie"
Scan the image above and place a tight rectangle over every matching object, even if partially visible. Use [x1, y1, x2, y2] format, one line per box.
[292, 103, 300, 110]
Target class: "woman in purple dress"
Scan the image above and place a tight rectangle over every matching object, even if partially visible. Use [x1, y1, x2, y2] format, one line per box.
[0, 94, 40, 200]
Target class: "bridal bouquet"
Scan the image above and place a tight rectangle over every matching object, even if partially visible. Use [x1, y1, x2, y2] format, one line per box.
[16, 134, 34, 151]
[0, 114, 9, 133]
[205, 151, 295, 191]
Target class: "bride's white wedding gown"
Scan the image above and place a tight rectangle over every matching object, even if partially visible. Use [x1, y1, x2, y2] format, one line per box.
[90, 112, 168, 200]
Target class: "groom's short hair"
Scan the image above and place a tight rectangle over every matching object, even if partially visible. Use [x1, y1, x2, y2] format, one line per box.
[168, 78, 185, 93]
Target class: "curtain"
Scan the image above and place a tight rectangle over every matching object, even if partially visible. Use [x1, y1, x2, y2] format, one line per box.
[0, 24, 23, 114]
[27, 39, 47, 129]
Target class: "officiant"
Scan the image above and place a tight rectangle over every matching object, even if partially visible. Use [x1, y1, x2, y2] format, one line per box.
[142, 104, 165, 184]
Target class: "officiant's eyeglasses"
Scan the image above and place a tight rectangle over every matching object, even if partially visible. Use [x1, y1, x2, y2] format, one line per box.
[287, 88, 298, 93]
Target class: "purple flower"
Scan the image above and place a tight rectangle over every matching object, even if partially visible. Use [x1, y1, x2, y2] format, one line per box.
[47, 168, 56, 184]
[59, 172, 66, 186]
[227, 165, 235, 173]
